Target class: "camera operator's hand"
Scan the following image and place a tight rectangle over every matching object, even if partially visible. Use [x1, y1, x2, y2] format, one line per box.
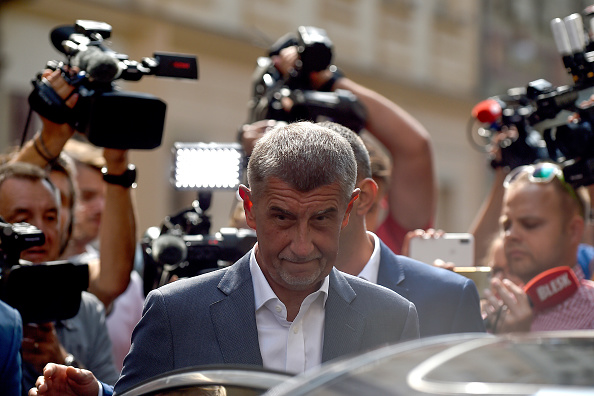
[22, 323, 71, 373]
[102, 147, 129, 174]
[12, 68, 79, 168]
[483, 277, 533, 333]
[272, 46, 337, 90]
[29, 363, 99, 396]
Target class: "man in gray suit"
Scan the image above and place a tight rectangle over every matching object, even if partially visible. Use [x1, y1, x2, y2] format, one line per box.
[321, 122, 485, 337]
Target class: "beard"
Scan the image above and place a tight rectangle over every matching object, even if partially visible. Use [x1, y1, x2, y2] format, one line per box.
[272, 257, 328, 291]
[277, 266, 324, 290]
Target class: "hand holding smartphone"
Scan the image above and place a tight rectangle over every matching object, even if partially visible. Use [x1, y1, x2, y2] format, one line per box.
[408, 233, 475, 267]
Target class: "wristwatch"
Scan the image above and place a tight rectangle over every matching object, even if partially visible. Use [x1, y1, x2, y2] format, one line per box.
[102, 164, 137, 188]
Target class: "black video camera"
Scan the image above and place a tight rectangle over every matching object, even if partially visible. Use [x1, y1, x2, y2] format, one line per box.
[28, 20, 198, 150]
[0, 219, 89, 323]
[141, 192, 256, 296]
[469, 8, 594, 187]
[248, 26, 367, 133]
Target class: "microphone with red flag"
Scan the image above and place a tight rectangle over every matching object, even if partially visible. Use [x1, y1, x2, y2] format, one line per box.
[524, 266, 580, 311]
[471, 98, 503, 125]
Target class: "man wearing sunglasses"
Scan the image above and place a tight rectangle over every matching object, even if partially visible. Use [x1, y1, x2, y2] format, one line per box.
[483, 162, 594, 333]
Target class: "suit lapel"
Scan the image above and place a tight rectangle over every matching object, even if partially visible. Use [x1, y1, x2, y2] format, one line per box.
[210, 256, 263, 366]
[322, 269, 366, 362]
[377, 241, 409, 300]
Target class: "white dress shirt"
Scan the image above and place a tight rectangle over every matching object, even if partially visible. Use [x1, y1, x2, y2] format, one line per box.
[357, 231, 381, 284]
[250, 248, 329, 374]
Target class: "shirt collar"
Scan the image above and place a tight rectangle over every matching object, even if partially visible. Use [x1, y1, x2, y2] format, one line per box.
[357, 231, 381, 284]
[250, 245, 330, 311]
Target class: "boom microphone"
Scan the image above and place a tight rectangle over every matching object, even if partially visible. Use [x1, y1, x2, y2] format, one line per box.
[72, 46, 121, 83]
[524, 266, 579, 311]
[471, 98, 502, 124]
[151, 234, 187, 266]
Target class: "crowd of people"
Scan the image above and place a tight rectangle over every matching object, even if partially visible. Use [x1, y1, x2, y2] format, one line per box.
[0, 32, 593, 396]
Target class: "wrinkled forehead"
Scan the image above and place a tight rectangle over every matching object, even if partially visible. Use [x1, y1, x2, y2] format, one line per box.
[0, 176, 59, 205]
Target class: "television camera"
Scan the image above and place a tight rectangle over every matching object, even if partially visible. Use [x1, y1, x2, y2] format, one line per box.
[469, 8, 594, 187]
[27, 19, 198, 150]
[0, 219, 88, 323]
[248, 26, 367, 134]
[140, 143, 256, 296]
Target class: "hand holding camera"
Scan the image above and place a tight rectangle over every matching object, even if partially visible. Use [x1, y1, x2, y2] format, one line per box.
[28, 20, 198, 150]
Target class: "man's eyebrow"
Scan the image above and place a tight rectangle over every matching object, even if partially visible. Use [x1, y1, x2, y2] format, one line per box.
[313, 208, 338, 217]
[269, 206, 293, 216]
[9, 208, 31, 216]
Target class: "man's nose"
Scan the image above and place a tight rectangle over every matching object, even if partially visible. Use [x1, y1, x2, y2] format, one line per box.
[503, 224, 519, 241]
[291, 222, 315, 257]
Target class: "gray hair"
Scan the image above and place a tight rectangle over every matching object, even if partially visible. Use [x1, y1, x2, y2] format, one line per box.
[247, 121, 357, 203]
[317, 121, 371, 182]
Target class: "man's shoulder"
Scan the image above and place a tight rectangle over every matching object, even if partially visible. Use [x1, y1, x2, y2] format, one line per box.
[0, 299, 20, 325]
[156, 267, 230, 296]
[0, 300, 21, 342]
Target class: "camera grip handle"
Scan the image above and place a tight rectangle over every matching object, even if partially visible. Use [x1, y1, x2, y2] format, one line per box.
[28, 78, 75, 125]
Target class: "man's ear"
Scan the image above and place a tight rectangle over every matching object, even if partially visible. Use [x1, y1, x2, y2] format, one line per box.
[341, 188, 361, 229]
[238, 185, 256, 229]
[568, 213, 585, 247]
[355, 178, 379, 216]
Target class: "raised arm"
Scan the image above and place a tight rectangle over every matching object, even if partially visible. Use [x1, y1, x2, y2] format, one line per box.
[88, 148, 136, 308]
[332, 77, 436, 230]
[11, 68, 136, 309]
[468, 167, 507, 266]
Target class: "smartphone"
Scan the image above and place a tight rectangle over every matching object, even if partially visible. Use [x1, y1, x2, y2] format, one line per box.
[408, 233, 475, 267]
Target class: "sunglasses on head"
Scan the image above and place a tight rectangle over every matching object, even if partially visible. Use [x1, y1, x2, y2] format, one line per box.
[503, 162, 583, 215]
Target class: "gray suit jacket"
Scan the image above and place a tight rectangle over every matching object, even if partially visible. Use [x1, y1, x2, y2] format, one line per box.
[376, 241, 486, 337]
[114, 252, 419, 393]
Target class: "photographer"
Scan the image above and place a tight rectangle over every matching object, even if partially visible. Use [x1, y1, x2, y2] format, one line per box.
[1, 67, 137, 389]
[0, 162, 119, 389]
[11, 67, 137, 311]
[242, 43, 436, 254]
